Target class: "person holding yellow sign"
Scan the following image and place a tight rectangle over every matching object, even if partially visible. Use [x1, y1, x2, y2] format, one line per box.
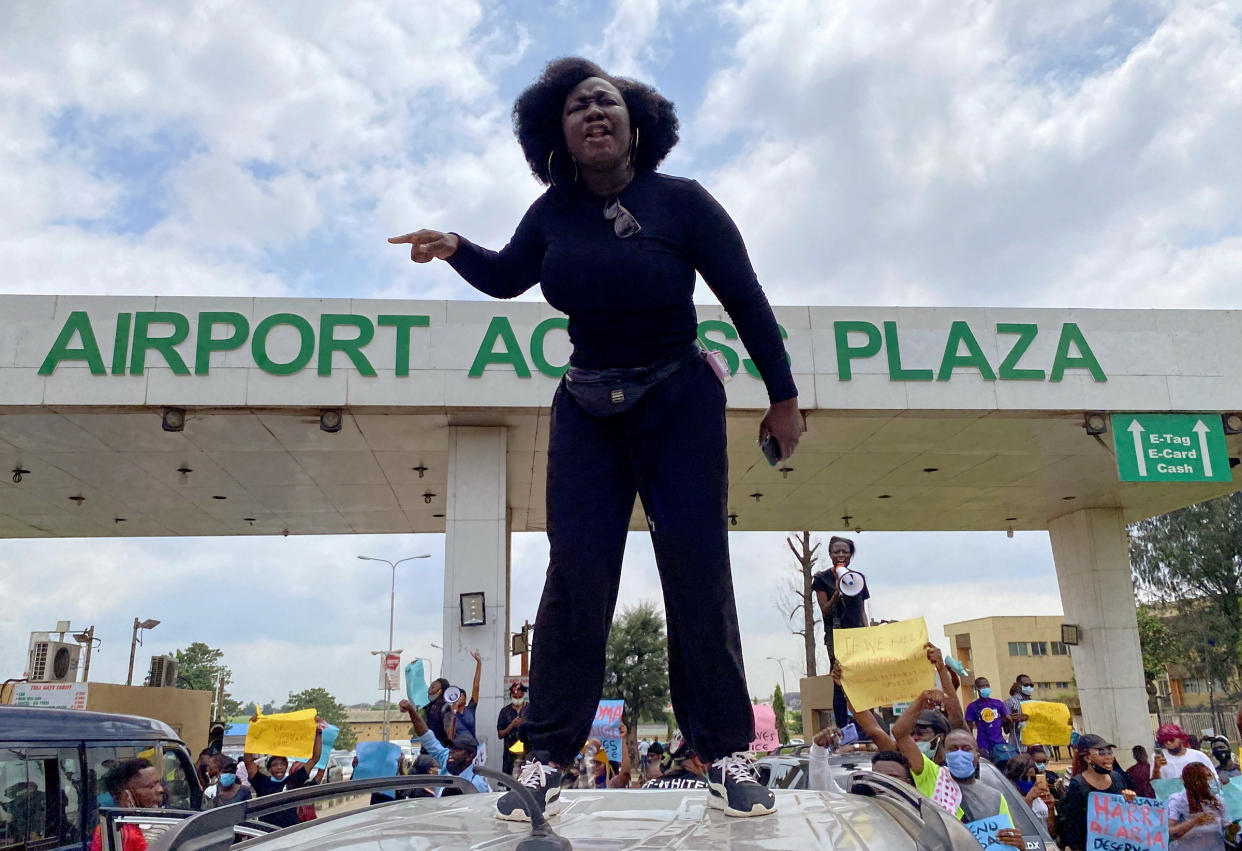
[242, 712, 325, 828]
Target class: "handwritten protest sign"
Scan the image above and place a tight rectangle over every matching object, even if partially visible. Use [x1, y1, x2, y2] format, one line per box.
[591, 700, 624, 763]
[1151, 776, 1242, 822]
[1020, 700, 1072, 746]
[834, 617, 931, 710]
[964, 813, 1012, 847]
[1087, 792, 1168, 851]
[405, 659, 429, 708]
[245, 708, 317, 758]
[353, 741, 402, 780]
[750, 704, 779, 753]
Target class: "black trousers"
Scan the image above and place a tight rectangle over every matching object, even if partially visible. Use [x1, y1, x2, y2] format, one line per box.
[526, 356, 754, 765]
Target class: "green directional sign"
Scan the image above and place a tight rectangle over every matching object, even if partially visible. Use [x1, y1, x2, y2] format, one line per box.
[1112, 413, 1232, 483]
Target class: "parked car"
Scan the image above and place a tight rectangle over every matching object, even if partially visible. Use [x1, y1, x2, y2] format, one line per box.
[325, 751, 354, 784]
[105, 777, 985, 850]
[755, 747, 1056, 851]
[0, 705, 202, 851]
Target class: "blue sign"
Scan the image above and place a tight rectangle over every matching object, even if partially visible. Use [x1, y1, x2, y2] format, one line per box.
[405, 659, 429, 708]
[964, 813, 1012, 847]
[1086, 792, 1168, 851]
[353, 741, 401, 780]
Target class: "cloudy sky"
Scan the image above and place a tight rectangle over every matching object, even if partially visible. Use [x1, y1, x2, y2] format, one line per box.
[2, 0, 1240, 708]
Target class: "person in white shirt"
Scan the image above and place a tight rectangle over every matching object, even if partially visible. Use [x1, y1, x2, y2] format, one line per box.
[1154, 723, 1219, 783]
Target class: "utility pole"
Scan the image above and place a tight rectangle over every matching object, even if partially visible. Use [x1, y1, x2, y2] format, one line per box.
[74, 626, 96, 682]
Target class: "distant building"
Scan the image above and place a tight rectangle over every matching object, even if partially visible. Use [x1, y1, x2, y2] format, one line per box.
[943, 616, 1078, 713]
[345, 709, 410, 744]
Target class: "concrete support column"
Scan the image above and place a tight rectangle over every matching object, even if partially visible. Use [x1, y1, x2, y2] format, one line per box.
[1048, 508, 1150, 753]
[442, 426, 510, 771]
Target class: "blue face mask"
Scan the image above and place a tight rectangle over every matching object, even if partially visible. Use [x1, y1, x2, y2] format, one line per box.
[1020, 685, 1034, 696]
[946, 750, 976, 779]
[1016, 779, 1035, 795]
[978, 687, 992, 699]
[218, 773, 237, 788]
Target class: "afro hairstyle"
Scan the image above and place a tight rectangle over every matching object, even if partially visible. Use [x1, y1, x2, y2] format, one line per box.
[512, 57, 679, 186]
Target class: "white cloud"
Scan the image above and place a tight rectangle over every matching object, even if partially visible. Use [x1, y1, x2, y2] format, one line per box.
[589, 0, 662, 78]
[696, 0, 1242, 309]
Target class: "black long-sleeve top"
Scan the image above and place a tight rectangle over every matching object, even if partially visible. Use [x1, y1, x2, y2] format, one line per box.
[446, 170, 798, 404]
[1057, 770, 1133, 850]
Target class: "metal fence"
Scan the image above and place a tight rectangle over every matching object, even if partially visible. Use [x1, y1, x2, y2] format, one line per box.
[1150, 709, 1240, 746]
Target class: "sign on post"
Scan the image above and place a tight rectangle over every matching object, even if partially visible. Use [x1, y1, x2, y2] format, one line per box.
[12, 682, 89, 709]
[1112, 413, 1231, 483]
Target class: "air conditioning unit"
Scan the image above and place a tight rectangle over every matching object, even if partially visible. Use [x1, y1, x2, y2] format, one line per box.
[28, 637, 81, 683]
[148, 654, 179, 688]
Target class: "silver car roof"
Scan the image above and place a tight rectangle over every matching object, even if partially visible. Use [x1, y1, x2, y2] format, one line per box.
[234, 788, 943, 850]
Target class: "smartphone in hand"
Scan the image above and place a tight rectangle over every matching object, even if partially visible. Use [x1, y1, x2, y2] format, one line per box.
[761, 434, 781, 466]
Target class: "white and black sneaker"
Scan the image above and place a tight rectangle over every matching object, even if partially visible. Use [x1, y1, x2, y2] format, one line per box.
[707, 754, 777, 817]
[495, 759, 564, 822]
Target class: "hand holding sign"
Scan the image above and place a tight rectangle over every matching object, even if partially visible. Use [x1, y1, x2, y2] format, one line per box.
[245, 708, 317, 758]
[834, 617, 931, 710]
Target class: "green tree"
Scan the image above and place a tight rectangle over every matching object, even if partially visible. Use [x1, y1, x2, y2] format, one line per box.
[173, 642, 242, 718]
[773, 685, 789, 745]
[1136, 605, 1181, 683]
[604, 602, 670, 761]
[283, 687, 357, 750]
[1130, 492, 1242, 698]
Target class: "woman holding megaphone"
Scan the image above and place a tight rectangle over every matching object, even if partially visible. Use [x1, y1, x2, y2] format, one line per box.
[812, 535, 870, 726]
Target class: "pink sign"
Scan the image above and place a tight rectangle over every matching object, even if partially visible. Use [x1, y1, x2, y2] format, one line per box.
[750, 704, 779, 752]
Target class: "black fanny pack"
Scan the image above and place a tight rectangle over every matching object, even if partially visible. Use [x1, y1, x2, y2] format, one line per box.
[562, 346, 700, 418]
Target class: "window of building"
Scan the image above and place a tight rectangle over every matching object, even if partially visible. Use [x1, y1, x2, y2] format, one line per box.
[1051, 642, 1068, 655]
[1008, 642, 1028, 656]
[1031, 641, 1048, 656]
[1055, 682, 1070, 689]
[1182, 679, 1208, 694]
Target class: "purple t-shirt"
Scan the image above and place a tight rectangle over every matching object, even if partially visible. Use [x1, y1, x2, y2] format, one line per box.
[965, 698, 1009, 750]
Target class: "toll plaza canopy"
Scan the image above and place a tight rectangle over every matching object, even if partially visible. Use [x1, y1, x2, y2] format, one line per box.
[1, 296, 1238, 538]
[2, 294, 1240, 760]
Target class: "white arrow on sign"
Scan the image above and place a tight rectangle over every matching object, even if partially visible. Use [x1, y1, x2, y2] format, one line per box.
[1128, 419, 1147, 477]
[1193, 419, 1213, 477]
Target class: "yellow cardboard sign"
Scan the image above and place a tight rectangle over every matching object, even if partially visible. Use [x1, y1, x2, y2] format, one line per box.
[244, 708, 317, 757]
[834, 617, 931, 711]
[1020, 700, 1072, 746]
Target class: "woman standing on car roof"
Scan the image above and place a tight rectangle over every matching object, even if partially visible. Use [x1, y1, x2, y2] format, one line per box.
[390, 56, 801, 823]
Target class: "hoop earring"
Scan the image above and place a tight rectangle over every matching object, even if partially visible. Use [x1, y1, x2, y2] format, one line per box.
[629, 127, 640, 166]
[546, 149, 579, 186]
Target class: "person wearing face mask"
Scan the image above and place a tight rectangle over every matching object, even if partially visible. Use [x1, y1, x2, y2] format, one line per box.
[812, 536, 869, 727]
[1154, 723, 1220, 782]
[242, 717, 324, 829]
[1207, 737, 1240, 781]
[965, 677, 1011, 764]
[202, 758, 253, 809]
[1057, 734, 1137, 850]
[893, 690, 967, 818]
[497, 681, 531, 776]
[1004, 675, 1034, 751]
[398, 699, 491, 794]
[941, 729, 1025, 848]
[1005, 754, 1057, 835]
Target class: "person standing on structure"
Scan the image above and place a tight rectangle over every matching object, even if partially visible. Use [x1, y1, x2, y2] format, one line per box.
[812, 535, 868, 726]
[390, 57, 801, 822]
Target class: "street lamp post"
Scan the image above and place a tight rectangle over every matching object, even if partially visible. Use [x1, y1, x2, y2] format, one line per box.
[359, 554, 431, 741]
[126, 618, 160, 686]
[766, 656, 788, 696]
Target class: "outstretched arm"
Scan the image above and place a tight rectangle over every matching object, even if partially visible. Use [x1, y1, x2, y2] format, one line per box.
[469, 651, 482, 704]
[831, 659, 895, 750]
[925, 644, 964, 730]
[894, 690, 944, 770]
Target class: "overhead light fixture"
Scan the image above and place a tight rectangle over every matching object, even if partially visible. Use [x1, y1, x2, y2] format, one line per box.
[1224, 413, 1242, 435]
[1060, 624, 1081, 646]
[11, 466, 29, 484]
[139, 618, 161, 630]
[1084, 412, 1108, 435]
[162, 407, 186, 432]
[460, 592, 486, 627]
[319, 410, 343, 433]
[423, 491, 436, 504]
